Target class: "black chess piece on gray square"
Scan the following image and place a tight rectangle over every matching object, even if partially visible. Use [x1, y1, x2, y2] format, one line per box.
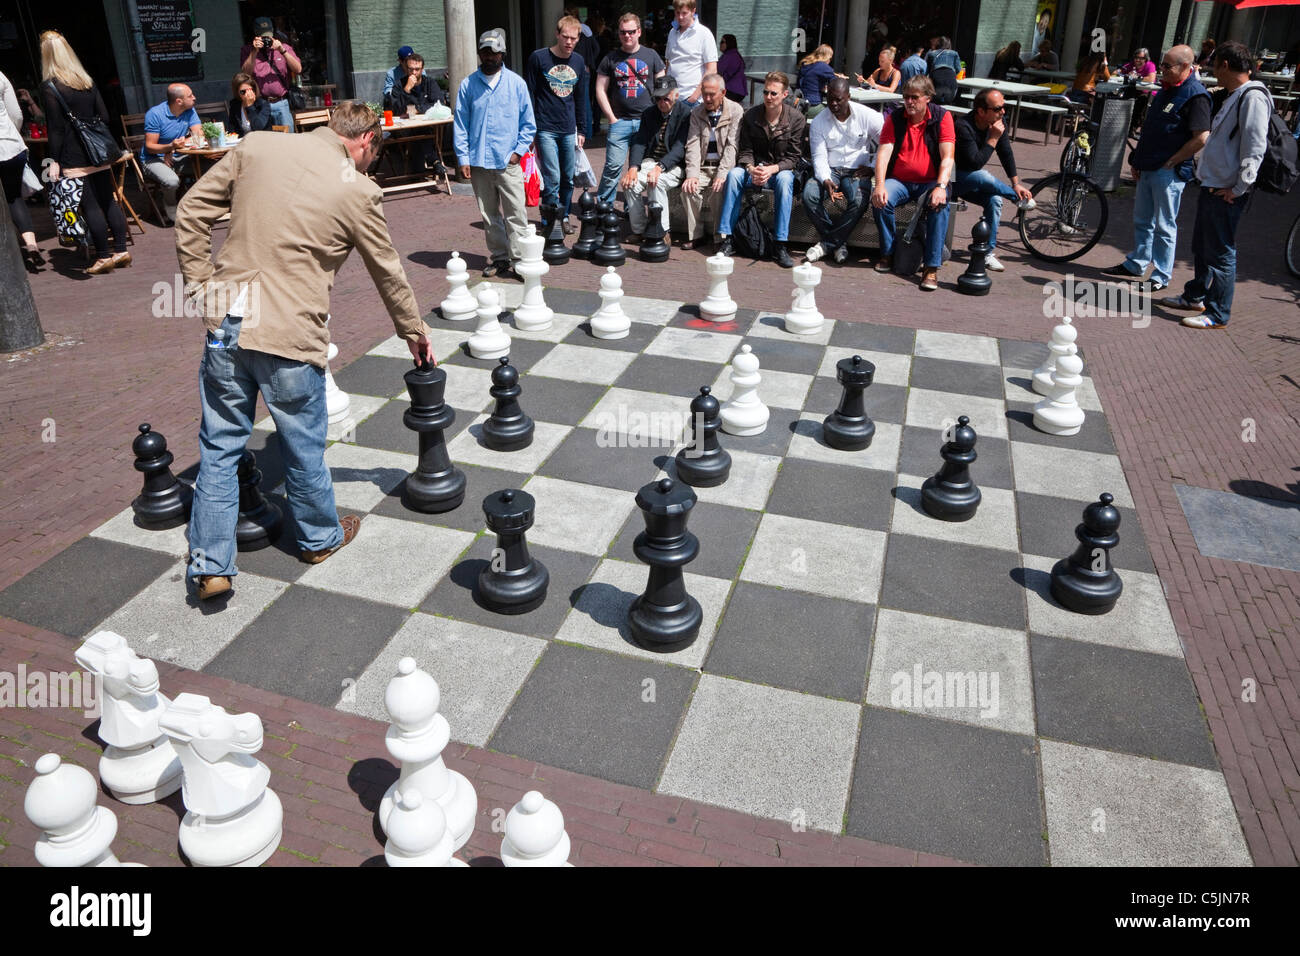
[1050, 493, 1123, 614]
[131, 423, 192, 527]
[481, 356, 534, 451]
[235, 450, 282, 550]
[921, 415, 981, 521]
[628, 477, 703, 651]
[822, 354, 876, 451]
[476, 489, 549, 614]
[401, 360, 466, 513]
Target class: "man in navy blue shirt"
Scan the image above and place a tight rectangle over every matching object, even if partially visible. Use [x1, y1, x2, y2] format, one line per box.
[140, 83, 203, 225]
[899, 46, 928, 84]
[526, 15, 590, 231]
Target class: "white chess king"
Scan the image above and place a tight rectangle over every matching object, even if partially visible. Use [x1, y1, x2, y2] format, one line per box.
[590, 266, 631, 339]
[1032, 316, 1078, 396]
[784, 262, 824, 334]
[720, 344, 770, 436]
[513, 225, 554, 332]
[467, 285, 512, 360]
[440, 251, 477, 322]
[699, 253, 738, 323]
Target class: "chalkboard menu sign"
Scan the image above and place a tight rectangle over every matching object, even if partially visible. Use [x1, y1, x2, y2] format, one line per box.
[139, 0, 203, 81]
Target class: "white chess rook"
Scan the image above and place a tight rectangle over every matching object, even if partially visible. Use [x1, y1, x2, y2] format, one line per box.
[325, 341, 352, 426]
[158, 693, 284, 867]
[501, 790, 573, 866]
[699, 253, 738, 323]
[383, 787, 467, 867]
[720, 344, 770, 436]
[378, 658, 478, 852]
[25, 754, 126, 867]
[468, 285, 512, 360]
[589, 266, 631, 339]
[1032, 316, 1078, 396]
[513, 225, 554, 332]
[1033, 351, 1086, 436]
[784, 263, 825, 335]
[440, 251, 478, 321]
[74, 631, 182, 805]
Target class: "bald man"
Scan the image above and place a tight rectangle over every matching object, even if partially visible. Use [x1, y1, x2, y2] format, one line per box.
[141, 83, 204, 225]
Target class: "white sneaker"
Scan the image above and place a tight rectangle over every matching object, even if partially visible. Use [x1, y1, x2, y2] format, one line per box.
[1018, 197, 1037, 211]
[984, 252, 1005, 272]
[805, 242, 827, 263]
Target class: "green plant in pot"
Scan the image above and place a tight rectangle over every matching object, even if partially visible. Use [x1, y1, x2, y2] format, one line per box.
[200, 121, 222, 146]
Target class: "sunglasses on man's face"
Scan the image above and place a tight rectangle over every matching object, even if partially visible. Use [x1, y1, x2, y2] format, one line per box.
[763, 89, 784, 97]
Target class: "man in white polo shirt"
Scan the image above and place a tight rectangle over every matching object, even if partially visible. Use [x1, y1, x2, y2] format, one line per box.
[665, 0, 718, 106]
[802, 77, 882, 264]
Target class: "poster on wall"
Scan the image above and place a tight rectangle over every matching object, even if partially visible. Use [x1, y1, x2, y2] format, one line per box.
[138, 0, 203, 82]
[1030, 1, 1058, 58]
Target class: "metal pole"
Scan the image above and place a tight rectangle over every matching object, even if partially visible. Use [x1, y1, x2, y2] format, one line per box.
[123, 0, 155, 113]
[444, 0, 477, 111]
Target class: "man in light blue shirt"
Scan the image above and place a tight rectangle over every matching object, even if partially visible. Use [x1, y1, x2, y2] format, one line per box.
[454, 29, 537, 278]
[899, 46, 928, 85]
[383, 45, 415, 97]
[140, 84, 203, 224]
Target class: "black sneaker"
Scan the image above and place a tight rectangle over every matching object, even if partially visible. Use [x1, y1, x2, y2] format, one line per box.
[774, 243, 795, 268]
[718, 237, 736, 258]
[1100, 262, 1142, 278]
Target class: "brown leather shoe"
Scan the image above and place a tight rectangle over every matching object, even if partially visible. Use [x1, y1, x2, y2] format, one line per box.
[197, 575, 232, 600]
[874, 256, 893, 273]
[111, 251, 133, 268]
[300, 514, 362, 564]
[86, 257, 115, 276]
[920, 267, 940, 291]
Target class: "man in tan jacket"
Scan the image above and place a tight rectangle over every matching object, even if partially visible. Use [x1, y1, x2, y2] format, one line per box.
[176, 101, 433, 601]
[680, 73, 742, 249]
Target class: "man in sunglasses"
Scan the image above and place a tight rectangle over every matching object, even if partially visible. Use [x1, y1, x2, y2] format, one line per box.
[952, 88, 1035, 273]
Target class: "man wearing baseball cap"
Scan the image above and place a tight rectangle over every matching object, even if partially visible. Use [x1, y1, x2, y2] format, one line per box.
[453, 29, 537, 278]
[621, 74, 691, 245]
[239, 16, 302, 131]
[383, 45, 417, 97]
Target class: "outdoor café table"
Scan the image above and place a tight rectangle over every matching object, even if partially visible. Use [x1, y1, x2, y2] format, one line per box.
[1022, 68, 1075, 84]
[957, 77, 1050, 137]
[849, 87, 902, 110]
[175, 142, 237, 180]
[377, 113, 453, 196]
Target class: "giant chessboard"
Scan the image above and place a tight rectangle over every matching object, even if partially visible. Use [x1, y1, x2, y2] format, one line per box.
[0, 282, 1251, 867]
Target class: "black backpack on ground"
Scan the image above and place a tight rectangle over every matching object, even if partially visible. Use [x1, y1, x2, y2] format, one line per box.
[1230, 86, 1299, 195]
[732, 190, 775, 260]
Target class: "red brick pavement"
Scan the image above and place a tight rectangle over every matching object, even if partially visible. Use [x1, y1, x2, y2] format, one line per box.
[1, 134, 1297, 865]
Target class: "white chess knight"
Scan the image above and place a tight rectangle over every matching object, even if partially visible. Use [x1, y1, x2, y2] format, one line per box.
[589, 266, 630, 339]
[1033, 350, 1086, 436]
[512, 224, 554, 332]
[25, 754, 136, 866]
[1032, 316, 1078, 396]
[699, 253, 737, 323]
[720, 344, 770, 436]
[467, 284, 512, 360]
[383, 786, 468, 867]
[158, 693, 284, 867]
[378, 658, 477, 852]
[439, 251, 477, 322]
[324, 341, 351, 426]
[784, 262, 824, 334]
[501, 790, 572, 867]
[73, 631, 182, 805]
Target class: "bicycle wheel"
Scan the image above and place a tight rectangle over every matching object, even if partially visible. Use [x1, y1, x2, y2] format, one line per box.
[1287, 212, 1300, 278]
[1059, 131, 1090, 175]
[1019, 173, 1109, 262]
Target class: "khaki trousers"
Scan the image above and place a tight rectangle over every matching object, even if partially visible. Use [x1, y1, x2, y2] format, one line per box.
[682, 164, 721, 240]
[471, 164, 529, 264]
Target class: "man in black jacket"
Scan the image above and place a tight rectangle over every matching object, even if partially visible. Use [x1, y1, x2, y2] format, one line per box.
[952, 88, 1034, 272]
[383, 52, 446, 174]
[621, 74, 691, 243]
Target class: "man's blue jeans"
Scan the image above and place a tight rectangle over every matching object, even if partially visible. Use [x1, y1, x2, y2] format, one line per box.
[268, 98, 295, 132]
[536, 130, 576, 217]
[598, 118, 639, 205]
[1181, 186, 1251, 327]
[801, 171, 870, 249]
[718, 167, 795, 242]
[873, 179, 949, 268]
[953, 168, 1019, 250]
[1123, 166, 1186, 286]
[187, 316, 339, 583]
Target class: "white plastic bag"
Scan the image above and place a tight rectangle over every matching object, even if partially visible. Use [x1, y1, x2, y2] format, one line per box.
[574, 144, 597, 189]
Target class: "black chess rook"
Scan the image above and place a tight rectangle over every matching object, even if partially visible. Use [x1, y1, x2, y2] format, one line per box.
[476, 489, 549, 614]
[628, 477, 703, 651]
[921, 415, 981, 521]
[541, 203, 570, 265]
[130, 423, 192, 527]
[481, 356, 535, 451]
[639, 202, 670, 262]
[401, 360, 467, 513]
[235, 449, 282, 550]
[1050, 493, 1124, 615]
[675, 386, 731, 487]
[571, 189, 600, 259]
[822, 354, 876, 450]
[592, 200, 627, 266]
[958, 218, 992, 296]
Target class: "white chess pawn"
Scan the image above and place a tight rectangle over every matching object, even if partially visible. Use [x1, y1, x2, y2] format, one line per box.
[1033, 351, 1086, 436]
[501, 790, 573, 867]
[158, 693, 284, 867]
[383, 787, 467, 867]
[467, 285, 512, 360]
[325, 342, 352, 426]
[513, 225, 554, 332]
[73, 631, 182, 804]
[784, 262, 824, 335]
[1032, 316, 1078, 396]
[25, 754, 125, 867]
[378, 658, 478, 852]
[720, 344, 770, 436]
[439, 251, 477, 322]
[589, 266, 630, 339]
[699, 253, 737, 323]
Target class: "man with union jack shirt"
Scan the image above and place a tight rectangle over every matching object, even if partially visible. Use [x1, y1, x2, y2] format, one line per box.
[595, 12, 666, 207]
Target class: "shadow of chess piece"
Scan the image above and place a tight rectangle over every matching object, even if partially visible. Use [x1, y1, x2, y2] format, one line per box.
[592, 200, 627, 266]
[572, 189, 599, 260]
[628, 477, 703, 652]
[822, 355, 876, 451]
[958, 218, 992, 296]
[476, 489, 549, 614]
[481, 357, 535, 451]
[1050, 493, 1123, 614]
[235, 450, 282, 551]
[131, 423, 192, 527]
[921, 415, 981, 521]
[401, 360, 467, 513]
[675, 386, 731, 487]
[640, 202, 670, 262]
[540, 203, 570, 265]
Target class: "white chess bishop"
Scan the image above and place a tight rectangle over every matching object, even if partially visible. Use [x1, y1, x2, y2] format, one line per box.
[25, 754, 134, 867]
[1032, 316, 1078, 395]
[784, 262, 824, 334]
[699, 253, 737, 323]
[501, 790, 572, 867]
[324, 341, 351, 426]
[158, 693, 284, 867]
[378, 658, 478, 852]
[513, 225, 554, 332]
[720, 344, 769, 436]
[467, 285, 512, 360]
[1033, 350, 1086, 436]
[439, 251, 477, 321]
[589, 266, 630, 339]
[74, 631, 182, 805]
[383, 786, 467, 867]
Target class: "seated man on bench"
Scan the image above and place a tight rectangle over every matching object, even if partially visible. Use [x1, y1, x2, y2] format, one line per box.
[803, 76, 881, 264]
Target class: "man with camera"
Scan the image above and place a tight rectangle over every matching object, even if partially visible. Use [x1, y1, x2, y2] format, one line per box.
[240, 16, 302, 131]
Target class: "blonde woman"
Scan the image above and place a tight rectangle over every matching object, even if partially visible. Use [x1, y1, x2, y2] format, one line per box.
[39, 30, 129, 274]
[857, 46, 900, 92]
[798, 44, 837, 106]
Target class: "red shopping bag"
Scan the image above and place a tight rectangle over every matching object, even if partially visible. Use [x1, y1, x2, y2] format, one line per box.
[522, 148, 541, 207]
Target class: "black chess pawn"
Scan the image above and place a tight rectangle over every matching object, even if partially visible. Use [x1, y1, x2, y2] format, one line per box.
[131, 423, 192, 527]
[572, 190, 600, 259]
[593, 200, 627, 266]
[401, 359, 467, 513]
[628, 477, 703, 651]
[235, 450, 282, 550]
[481, 356, 535, 451]
[921, 415, 981, 521]
[675, 386, 731, 487]
[640, 203, 670, 262]
[540, 203, 570, 265]
[1050, 493, 1124, 615]
[957, 218, 992, 296]
[476, 489, 549, 614]
[822, 354, 876, 451]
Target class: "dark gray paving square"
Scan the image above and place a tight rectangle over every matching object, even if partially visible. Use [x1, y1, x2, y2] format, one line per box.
[846, 707, 1045, 865]
[898, 425, 1014, 490]
[204, 586, 408, 706]
[349, 399, 473, 454]
[723, 404, 801, 457]
[666, 306, 759, 333]
[909, 356, 1006, 399]
[831, 321, 916, 354]
[1005, 402, 1117, 454]
[544, 286, 602, 315]
[538, 428, 671, 491]
[420, 537, 600, 638]
[880, 534, 1027, 630]
[516, 374, 609, 427]
[562, 319, 659, 352]
[1030, 633, 1217, 769]
[767, 457, 896, 530]
[999, 336, 1086, 369]
[608, 501, 761, 580]
[805, 378, 907, 425]
[612, 354, 725, 396]
[705, 582, 876, 700]
[0, 538, 178, 637]
[1016, 491, 1154, 574]
[732, 336, 826, 375]
[244, 430, 288, 493]
[441, 336, 555, 371]
[332, 355, 412, 397]
[488, 643, 696, 789]
[1175, 484, 1300, 574]
[373, 463, 531, 533]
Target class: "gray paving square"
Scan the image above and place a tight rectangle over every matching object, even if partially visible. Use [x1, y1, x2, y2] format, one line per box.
[897, 424, 1014, 490]
[709, 364, 813, 410]
[913, 329, 1000, 365]
[613, 353, 726, 396]
[787, 415, 902, 472]
[505, 311, 586, 343]
[348, 399, 473, 456]
[1005, 402, 1117, 455]
[829, 320, 916, 354]
[320, 442, 418, 512]
[90, 504, 191, 558]
[562, 319, 660, 352]
[905, 387, 1009, 440]
[516, 373, 609, 426]
[331, 355, 413, 397]
[740, 513, 887, 603]
[543, 286, 602, 316]
[620, 293, 686, 325]
[529, 342, 639, 384]
[522, 475, 637, 555]
[766, 457, 896, 530]
[441, 336, 554, 371]
[890, 476, 1020, 553]
[540, 427, 672, 491]
[879, 534, 1027, 630]
[815, 347, 912, 386]
[998, 337, 1051, 370]
[608, 501, 761, 581]
[804, 377, 908, 425]
[447, 416, 572, 472]
[732, 336, 827, 375]
[645, 326, 744, 363]
[1016, 491, 1154, 574]
[909, 356, 1007, 399]
[372, 463, 530, 534]
[718, 404, 801, 457]
[1175, 484, 1300, 573]
[659, 448, 782, 511]
[1010, 443, 1134, 508]
[580, 387, 694, 442]
[747, 312, 836, 345]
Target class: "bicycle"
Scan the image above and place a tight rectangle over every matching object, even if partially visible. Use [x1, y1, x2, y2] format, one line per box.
[1018, 128, 1110, 262]
[1287, 209, 1300, 278]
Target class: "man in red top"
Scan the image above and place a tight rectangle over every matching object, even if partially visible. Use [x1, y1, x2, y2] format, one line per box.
[870, 76, 956, 291]
[240, 16, 302, 132]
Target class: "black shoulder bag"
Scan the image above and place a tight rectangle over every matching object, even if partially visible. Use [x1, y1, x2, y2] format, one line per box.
[46, 81, 118, 168]
[266, 52, 306, 111]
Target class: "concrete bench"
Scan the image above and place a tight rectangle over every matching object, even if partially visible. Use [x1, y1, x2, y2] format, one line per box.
[1014, 101, 1070, 143]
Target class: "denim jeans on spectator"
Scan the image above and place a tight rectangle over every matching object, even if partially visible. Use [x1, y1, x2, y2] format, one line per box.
[718, 167, 795, 241]
[187, 315, 339, 584]
[953, 168, 1019, 250]
[801, 171, 870, 250]
[1122, 166, 1186, 286]
[598, 118, 639, 205]
[268, 98, 295, 132]
[873, 179, 949, 268]
[535, 129, 576, 218]
[1181, 186, 1251, 327]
